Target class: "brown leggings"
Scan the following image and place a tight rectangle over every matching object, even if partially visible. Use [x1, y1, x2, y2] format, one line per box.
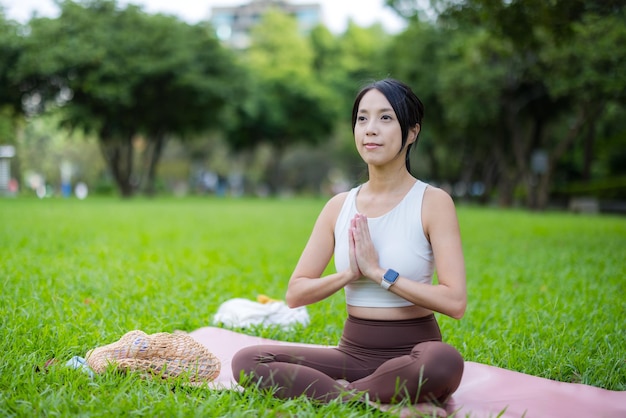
[231, 314, 464, 404]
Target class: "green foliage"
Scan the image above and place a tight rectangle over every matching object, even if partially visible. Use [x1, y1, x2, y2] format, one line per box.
[0, 11, 23, 107]
[2, 0, 625, 206]
[227, 10, 338, 154]
[540, 11, 626, 102]
[0, 10, 25, 141]
[554, 176, 626, 200]
[14, 0, 240, 196]
[19, 0, 238, 132]
[222, 10, 345, 192]
[0, 198, 624, 417]
[0, 106, 20, 147]
[248, 10, 314, 80]
[336, 22, 390, 80]
[384, 0, 626, 208]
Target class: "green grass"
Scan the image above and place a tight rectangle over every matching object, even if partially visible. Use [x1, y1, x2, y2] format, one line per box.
[1, 197, 625, 417]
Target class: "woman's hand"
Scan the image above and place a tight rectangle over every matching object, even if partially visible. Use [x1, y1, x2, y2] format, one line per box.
[350, 213, 383, 281]
[347, 215, 363, 281]
[287, 192, 358, 308]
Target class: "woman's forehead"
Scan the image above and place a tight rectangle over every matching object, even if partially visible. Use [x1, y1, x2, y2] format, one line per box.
[358, 89, 393, 112]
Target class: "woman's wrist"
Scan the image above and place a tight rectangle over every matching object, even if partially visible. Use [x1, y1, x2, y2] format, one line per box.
[364, 266, 385, 283]
[341, 269, 360, 283]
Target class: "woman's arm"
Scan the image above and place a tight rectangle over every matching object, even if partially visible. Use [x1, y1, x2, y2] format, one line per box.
[352, 187, 467, 319]
[285, 193, 358, 308]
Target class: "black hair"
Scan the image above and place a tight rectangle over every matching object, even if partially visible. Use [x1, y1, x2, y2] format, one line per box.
[351, 78, 424, 173]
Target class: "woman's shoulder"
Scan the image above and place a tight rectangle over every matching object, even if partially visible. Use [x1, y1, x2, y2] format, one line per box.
[314, 190, 351, 227]
[422, 185, 458, 228]
[423, 184, 455, 209]
[324, 190, 351, 214]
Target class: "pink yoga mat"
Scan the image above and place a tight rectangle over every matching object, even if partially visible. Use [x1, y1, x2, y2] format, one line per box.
[189, 326, 626, 417]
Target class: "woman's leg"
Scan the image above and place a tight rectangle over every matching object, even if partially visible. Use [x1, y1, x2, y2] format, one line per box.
[348, 341, 464, 404]
[232, 344, 371, 402]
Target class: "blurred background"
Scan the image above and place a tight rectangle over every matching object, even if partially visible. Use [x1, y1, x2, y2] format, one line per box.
[0, 0, 624, 212]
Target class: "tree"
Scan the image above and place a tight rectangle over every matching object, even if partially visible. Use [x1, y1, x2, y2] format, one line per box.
[15, 0, 239, 197]
[0, 10, 25, 146]
[538, 11, 626, 206]
[307, 21, 395, 183]
[384, 21, 461, 184]
[387, 0, 626, 208]
[223, 10, 336, 193]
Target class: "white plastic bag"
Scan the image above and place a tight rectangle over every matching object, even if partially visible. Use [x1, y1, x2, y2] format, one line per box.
[213, 298, 309, 329]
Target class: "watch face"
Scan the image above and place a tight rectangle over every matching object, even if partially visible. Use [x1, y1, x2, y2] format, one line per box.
[384, 269, 399, 283]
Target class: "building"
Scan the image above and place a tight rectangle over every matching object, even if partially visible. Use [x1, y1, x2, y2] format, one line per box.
[211, 0, 321, 48]
[0, 145, 16, 196]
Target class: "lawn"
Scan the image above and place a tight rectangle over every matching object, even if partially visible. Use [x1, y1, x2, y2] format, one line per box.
[1, 196, 624, 417]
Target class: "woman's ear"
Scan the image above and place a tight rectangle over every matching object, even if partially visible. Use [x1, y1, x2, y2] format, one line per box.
[408, 124, 420, 144]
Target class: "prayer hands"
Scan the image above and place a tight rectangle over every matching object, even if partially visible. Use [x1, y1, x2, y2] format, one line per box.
[348, 213, 381, 282]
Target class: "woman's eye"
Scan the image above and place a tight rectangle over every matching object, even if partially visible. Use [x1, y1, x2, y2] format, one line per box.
[381, 115, 392, 120]
[357, 116, 367, 122]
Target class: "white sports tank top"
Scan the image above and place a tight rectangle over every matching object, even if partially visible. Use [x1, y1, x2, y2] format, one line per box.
[334, 180, 434, 307]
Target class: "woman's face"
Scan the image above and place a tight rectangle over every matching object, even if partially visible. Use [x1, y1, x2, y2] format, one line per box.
[354, 89, 405, 168]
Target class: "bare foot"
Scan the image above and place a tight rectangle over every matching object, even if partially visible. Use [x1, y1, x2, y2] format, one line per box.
[370, 401, 447, 417]
[336, 379, 350, 387]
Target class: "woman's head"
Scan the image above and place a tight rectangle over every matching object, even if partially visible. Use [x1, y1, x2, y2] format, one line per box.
[351, 79, 424, 172]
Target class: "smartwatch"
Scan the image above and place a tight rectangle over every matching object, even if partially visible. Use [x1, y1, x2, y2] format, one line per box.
[381, 269, 399, 290]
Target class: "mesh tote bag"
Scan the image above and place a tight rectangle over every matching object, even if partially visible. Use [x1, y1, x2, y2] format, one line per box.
[86, 330, 221, 385]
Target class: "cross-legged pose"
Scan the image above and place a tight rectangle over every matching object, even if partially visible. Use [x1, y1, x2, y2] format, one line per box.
[232, 78, 466, 416]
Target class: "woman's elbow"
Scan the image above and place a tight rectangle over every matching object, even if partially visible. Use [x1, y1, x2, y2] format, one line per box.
[285, 291, 296, 308]
[285, 288, 304, 309]
[450, 306, 465, 320]
[449, 296, 467, 320]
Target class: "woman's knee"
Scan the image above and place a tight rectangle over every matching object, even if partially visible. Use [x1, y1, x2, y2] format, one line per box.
[231, 345, 265, 382]
[414, 340, 462, 363]
[434, 343, 464, 382]
[413, 341, 464, 400]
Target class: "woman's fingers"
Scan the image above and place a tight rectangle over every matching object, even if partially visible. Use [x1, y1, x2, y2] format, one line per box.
[351, 214, 379, 279]
[348, 220, 362, 279]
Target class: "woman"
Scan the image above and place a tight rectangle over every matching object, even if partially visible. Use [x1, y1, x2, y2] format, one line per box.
[232, 79, 466, 416]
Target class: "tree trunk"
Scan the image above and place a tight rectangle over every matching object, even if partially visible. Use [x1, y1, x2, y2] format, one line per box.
[536, 165, 553, 210]
[491, 136, 518, 207]
[496, 172, 517, 207]
[582, 121, 596, 182]
[505, 98, 539, 209]
[99, 136, 134, 198]
[534, 103, 601, 210]
[142, 132, 166, 196]
[479, 156, 498, 205]
[263, 145, 285, 195]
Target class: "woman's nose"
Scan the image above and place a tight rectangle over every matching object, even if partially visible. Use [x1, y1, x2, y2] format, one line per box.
[365, 120, 377, 134]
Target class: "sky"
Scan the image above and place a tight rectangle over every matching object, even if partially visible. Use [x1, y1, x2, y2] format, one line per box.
[0, 0, 407, 33]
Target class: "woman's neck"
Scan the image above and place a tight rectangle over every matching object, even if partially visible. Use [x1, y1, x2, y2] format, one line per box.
[365, 166, 416, 194]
